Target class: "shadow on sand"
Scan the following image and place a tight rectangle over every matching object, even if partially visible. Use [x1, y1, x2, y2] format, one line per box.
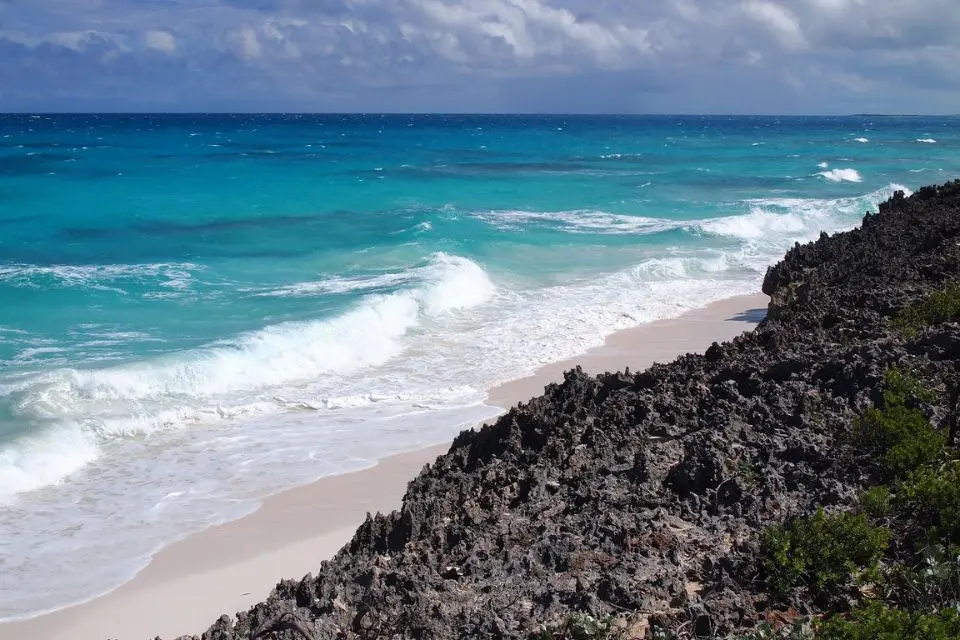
[726, 308, 767, 323]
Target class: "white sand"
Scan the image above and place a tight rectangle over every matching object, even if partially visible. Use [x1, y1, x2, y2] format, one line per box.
[1, 293, 767, 640]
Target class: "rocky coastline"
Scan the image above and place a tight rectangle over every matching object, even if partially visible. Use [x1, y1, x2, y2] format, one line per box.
[171, 181, 960, 639]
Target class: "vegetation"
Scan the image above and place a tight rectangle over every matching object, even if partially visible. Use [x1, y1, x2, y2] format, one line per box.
[762, 510, 888, 599]
[894, 462, 960, 545]
[546, 366, 957, 640]
[859, 486, 891, 519]
[533, 614, 614, 640]
[883, 544, 960, 612]
[564, 615, 614, 640]
[854, 368, 943, 480]
[755, 366, 960, 639]
[856, 404, 944, 479]
[650, 621, 815, 640]
[816, 601, 960, 640]
[881, 367, 936, 407]
[894, 281, 960, 337]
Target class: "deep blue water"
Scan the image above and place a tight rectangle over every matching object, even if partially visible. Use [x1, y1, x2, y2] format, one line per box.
[0, 113, 958, 619]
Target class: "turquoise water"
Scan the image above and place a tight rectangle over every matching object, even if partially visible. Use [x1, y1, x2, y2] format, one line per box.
[0, 114, 958, 619]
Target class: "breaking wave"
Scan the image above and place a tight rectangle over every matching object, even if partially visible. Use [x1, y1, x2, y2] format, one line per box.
[817, 168, 863, 183]
[0, 253, 495, 499]
[472, 184, 907, 249]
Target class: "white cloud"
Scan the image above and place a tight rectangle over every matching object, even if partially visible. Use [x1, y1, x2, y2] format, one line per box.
[144, 29, 177, 54]
[408, 0, 652, 67]
[2, 0, 959, 112]
[743, 50, 763, 66]
[742, 1, 808, 50]
[808, 0, 865, 11]
[231, 26, 262, 60]
[672, 1, 702, 22]
[48, 29, 121, 52]
[262, 18, 308, 41]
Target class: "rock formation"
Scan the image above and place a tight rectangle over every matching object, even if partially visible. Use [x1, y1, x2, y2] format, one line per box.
[173, 181, 960, 639]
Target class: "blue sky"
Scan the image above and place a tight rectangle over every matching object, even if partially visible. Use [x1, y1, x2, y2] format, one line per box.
[1, 0, 958, 113]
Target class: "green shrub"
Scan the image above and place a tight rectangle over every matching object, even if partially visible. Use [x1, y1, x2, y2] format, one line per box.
[735, 621, 814, 640]
[861, 486, 892, 519]
[566, 614, 612, 640]
[856, 405, 945, 479]
[895, 462, 960, 545]
[855, 368, 944, 480]
[816, 601, 960, 640]
[533, 614, 613, 640]
[651, 621, 815, 639]
[881, 367, 935, 406]
[894, 282, 960, 337]
[762, 509, 890, 599]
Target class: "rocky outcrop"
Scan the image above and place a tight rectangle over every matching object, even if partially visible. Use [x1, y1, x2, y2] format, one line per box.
[174, 181, 960, 639]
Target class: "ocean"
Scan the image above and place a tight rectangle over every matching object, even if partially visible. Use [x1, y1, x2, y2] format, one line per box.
[0, 113, 957, 620]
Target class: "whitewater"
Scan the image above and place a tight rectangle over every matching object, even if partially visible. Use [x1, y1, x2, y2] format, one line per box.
[0, 113, 958, 621]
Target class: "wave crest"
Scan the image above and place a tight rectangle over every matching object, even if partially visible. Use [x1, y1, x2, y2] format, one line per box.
[817, 168, 863, 183]
[704, 183, 911, 242]
[0, 253, 495, 500]
[473, 185, 908, 247]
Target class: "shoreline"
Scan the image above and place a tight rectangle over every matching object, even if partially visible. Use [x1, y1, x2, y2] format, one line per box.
[1, 292, 768, 640]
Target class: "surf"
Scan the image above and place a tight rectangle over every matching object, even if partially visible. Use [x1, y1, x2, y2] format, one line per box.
[0, 253, 495, 500]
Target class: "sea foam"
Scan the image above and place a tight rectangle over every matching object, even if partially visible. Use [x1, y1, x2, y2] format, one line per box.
[0, 183, 917, 622]
[0, 262, 200, 292]
[472, 185, 906, 253]
[0, 253, 495, 501]
[817, 168, 863, 183]
[473, 209, 681, 235]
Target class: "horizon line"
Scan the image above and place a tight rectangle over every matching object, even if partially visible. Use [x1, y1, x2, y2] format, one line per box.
[2, 111, 957, 118]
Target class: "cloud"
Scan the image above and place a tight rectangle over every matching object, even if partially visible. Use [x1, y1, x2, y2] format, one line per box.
[231, 25, 262, 60]
[741, 1, 807, 50]
[0, 0, 957, 112]
[0, 28, 127, 53]
[428, 0, 652, 66]
[144, 29, 177, 54]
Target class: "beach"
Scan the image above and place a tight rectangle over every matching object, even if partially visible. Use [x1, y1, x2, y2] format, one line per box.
[1, 114, 935, 630]
[1, 3, 954, 632]
[1, 293, 767, 640]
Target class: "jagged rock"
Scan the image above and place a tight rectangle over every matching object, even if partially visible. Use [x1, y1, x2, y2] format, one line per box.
[148, 182, 960, 639]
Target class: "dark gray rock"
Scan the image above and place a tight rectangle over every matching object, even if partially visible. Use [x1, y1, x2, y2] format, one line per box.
[163, 182, 960, 639]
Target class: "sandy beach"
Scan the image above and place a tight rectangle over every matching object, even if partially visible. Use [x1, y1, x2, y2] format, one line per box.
[1, 293, 768, 640]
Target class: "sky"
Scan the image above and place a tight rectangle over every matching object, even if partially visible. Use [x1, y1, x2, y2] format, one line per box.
[0, 0, 958, 113]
